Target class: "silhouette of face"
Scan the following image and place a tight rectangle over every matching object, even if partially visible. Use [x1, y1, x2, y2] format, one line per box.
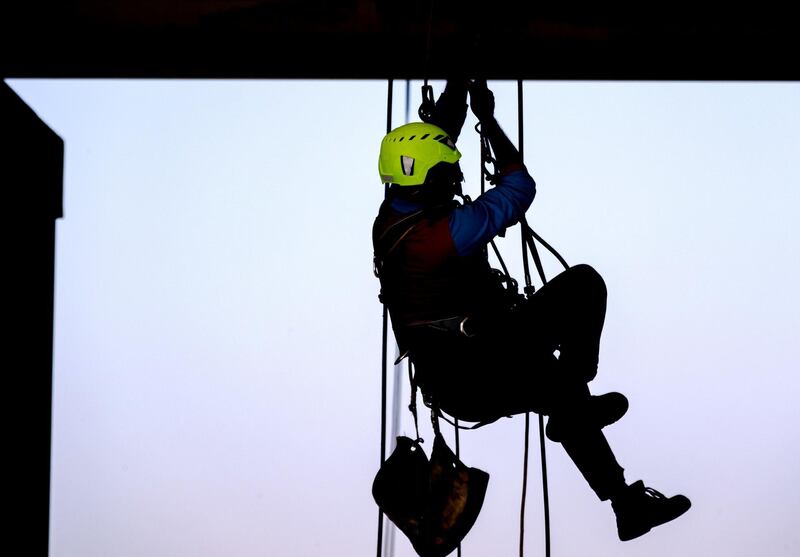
[425, 161, 463, 190]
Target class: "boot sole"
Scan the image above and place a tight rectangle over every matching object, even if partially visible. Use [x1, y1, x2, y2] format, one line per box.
[619, 496, 691, 541]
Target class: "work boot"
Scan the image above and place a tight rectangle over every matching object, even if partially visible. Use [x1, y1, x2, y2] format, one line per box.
[612, 480, 691, 541]
[545, 392, 628, 442]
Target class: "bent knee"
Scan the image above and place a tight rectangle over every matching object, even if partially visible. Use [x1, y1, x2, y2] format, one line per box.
[569, 264, 606, 296]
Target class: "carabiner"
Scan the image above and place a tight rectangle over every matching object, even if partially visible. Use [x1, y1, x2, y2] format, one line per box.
[418, 84, 436, 122]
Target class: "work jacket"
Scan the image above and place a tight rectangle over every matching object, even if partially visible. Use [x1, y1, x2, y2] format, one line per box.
[373, 167, 536, 352]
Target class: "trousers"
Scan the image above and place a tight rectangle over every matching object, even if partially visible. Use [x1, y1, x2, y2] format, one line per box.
[409, 265, 626, 501]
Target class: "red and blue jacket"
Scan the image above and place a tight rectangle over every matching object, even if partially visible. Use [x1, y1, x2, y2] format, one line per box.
[373, 167, 536, 347]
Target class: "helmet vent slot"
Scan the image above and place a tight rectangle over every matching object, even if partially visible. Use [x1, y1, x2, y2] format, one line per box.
[438, 136, 455, 149]
[401, 156, 415, 176]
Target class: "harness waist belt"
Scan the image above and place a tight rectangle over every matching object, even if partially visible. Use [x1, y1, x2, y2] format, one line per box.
[407, 316, 477, 337]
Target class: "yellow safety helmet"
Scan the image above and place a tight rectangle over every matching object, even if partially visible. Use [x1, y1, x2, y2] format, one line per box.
[379, 122, 462, 186]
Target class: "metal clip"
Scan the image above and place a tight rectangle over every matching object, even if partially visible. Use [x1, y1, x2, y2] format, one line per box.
[418, 84, 436, 122]
[459, 317, 475, 338]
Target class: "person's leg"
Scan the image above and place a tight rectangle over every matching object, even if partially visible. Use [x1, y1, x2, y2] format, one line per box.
[516, 263, 607, 384]
[479, 268, 625, 500]
[503, 269, 690, 535]
[560, 430, 627, 500]
[412, 323, 689, 538]
[412, 326, 627, 502]
[509, 264, 630, 442]
[413, 264, 609, 420]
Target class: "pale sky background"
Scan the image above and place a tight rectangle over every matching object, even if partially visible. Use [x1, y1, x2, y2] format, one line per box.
[8, 79, 800, 557]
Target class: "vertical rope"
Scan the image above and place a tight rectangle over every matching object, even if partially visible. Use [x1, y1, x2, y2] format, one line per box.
[539, 414, 551, 557]
[423, 0, 435, 88]
[381, 78, 414, 557]
[516, 78, 552, 557]
[517, 80, 524, 159]
[518, 79, 534, 298]
[520, 413, 530, 557]
[517, 78, 532, 557]
[405, 80, 411, 123]
[455, 418, 462, 557]
[377, 78, 394, 557]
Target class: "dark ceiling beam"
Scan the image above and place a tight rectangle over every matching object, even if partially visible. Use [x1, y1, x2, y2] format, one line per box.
[1, 1, 797, 80]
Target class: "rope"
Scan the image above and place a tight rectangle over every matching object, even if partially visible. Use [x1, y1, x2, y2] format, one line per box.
[423, 0, 434, 88]
[472, 81, 566, 557]
[376, 78, 393, 557]
[516, 79, 551, 557]
[455, 418, 461, 557]
[520, 412, 530, 557]
[408, 361, 421, 442]
[517, 81, 534, 299]
[418, 0, 436, 121]
[529, 228, 570, 271]
[538, 414, 551, 557]
[525, 252, 552, 557]
[478, 122, 513, 289]
[515, 79, 534, 557]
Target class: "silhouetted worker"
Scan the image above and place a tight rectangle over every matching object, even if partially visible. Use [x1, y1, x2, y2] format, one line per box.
[373, 80, 691, 541]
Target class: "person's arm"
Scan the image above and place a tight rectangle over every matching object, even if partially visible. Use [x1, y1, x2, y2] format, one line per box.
[447, 81, 535, 255]
[423, 79, 470, 143]
[480, 117, 524, 173]
[449, 169, 535, 255]
[469, 80, 522, 172]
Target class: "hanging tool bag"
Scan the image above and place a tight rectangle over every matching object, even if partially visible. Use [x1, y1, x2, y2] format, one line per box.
[373, 434, 489, 557]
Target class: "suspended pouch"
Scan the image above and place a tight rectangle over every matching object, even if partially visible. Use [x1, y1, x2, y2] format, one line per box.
[373, 434, 490, 557]
[372, 436, 430, 543]
[415, 433, 489, 557]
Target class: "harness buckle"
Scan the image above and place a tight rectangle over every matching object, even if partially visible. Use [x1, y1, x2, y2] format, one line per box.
[459, 317, 475, 338]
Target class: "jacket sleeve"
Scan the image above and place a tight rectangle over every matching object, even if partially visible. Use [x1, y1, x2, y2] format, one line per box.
[448, 168, 536, 256]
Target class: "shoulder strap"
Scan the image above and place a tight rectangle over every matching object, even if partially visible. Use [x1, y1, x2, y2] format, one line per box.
[373, 200, 459, 274]
[374, 207, 429, 260]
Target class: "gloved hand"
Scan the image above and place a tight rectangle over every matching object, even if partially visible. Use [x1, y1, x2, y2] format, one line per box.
[468, 80, 495, 122]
